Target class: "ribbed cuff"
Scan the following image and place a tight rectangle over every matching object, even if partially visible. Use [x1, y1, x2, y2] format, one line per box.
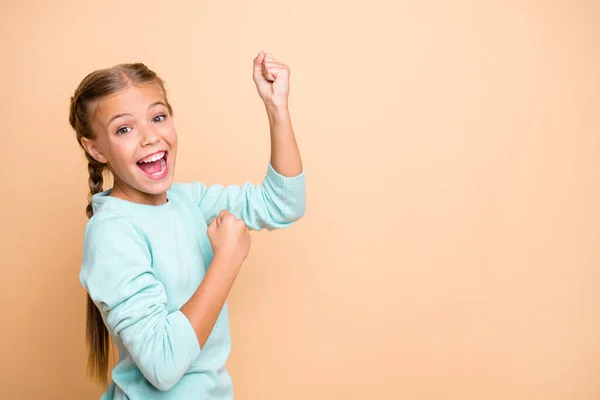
[170, 310, 201, 361]
[266, 162, 305, 191]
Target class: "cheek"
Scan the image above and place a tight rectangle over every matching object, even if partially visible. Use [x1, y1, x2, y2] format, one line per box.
[108, 141, 136, 166]
[163, 124, 178, 147]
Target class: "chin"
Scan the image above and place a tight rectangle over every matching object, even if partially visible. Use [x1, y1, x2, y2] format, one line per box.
[140, 178, 173, 195]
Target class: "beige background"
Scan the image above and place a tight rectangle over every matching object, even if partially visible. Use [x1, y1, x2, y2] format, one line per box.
[1, 0, 599, 399]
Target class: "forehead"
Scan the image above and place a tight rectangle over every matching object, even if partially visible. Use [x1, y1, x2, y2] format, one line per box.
[93, 84, 166, 120]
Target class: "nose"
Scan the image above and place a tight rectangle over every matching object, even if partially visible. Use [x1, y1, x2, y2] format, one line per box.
[141, 127, 161, 147]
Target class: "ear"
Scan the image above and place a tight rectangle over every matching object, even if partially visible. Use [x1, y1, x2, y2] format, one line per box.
[80, 137, 108, 164]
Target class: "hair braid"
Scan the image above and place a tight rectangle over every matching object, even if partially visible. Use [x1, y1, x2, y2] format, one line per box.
[68, 62, 172, 386]
[85, 153, 105, 218]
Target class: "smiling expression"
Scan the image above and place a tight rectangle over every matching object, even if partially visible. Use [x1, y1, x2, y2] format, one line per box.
[81, 84, 178, 205]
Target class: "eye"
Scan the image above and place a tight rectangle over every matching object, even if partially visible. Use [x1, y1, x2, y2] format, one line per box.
[153, 114, 166, 123]
[117, 126, 132, 135]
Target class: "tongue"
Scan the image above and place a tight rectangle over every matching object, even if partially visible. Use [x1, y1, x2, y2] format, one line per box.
[138, 159, 163, 175]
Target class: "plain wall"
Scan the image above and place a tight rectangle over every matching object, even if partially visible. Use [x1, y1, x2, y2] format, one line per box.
[1, 0, 599, 399]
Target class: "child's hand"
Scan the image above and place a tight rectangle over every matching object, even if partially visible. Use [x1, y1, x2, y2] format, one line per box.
[253, 50, 290, 109]
[207, 210, 252, 268]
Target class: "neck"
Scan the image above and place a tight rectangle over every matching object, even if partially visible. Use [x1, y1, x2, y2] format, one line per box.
[110, 178, 168, 206]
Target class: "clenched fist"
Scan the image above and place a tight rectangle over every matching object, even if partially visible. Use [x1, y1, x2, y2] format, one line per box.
[207, 209, 252, 268]
[253, 50, 291, 109]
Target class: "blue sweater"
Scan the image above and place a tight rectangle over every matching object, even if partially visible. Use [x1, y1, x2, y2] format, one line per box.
[80, 164, 306, 399]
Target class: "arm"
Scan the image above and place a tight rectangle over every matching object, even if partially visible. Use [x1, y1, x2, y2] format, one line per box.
[189, 51, 306, 230]
[82, 213, 249, 391]
[181, 210, 250, 346]
[81, 216, 199, 391]
[81, 215, 243, 391]
[188, 109, 305, 230]
[192, 160, 305, 232]
[266, 102, 302, 178]
[257, 50, 302, 178]
[180, 253, 239, 347]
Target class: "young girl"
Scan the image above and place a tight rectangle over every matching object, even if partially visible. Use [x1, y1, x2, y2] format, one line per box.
[69, 50, 305, 399]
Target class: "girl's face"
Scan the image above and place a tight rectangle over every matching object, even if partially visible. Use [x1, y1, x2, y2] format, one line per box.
[82, 84, 178, 205]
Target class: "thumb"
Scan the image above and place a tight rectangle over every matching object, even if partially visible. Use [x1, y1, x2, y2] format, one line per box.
[207, 218, 218, 235]
[253, 50, 266, 75]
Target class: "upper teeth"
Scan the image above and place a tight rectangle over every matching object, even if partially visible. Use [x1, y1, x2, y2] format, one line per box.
[139, 151, 165, 163]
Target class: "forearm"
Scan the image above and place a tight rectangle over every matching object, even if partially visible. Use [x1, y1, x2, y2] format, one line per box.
[180, 254, 239, 348]
[266, 105, 303, 177]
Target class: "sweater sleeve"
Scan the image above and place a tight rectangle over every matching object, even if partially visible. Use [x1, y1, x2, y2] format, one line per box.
[79, 215, 201, 391]
[190, 163, 306, 231]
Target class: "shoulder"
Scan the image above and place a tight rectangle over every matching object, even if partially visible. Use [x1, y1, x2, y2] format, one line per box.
[81, 212, 150, 272]
[80, 211, 152, 293]
[83, 210, 146, 250]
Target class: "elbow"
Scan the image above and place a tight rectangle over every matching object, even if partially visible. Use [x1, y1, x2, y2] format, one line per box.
[136, 355, 188, 391]
[128, 347, 187, 391]
[285, 196, 306, 222]
[145, 369, 183, 392]
[154, 381, 176, 392]
[286, 205, 305, 223]
[259, 186, 306, 228]
[280, 187, 306, 223]
[124, 311, 201, 391]
[263, 205, 305, 231]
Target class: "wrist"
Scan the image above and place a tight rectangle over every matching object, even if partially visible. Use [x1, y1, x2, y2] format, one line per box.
[212, 252, 242, 271]
[266, 104, 290, 124]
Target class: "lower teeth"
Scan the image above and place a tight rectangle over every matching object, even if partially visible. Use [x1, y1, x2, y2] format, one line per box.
[150, 158, 166, 176]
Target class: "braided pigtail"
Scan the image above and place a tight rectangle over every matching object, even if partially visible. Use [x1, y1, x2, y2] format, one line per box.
[85, 153, 105, 219]
[68, 62, 173, 386]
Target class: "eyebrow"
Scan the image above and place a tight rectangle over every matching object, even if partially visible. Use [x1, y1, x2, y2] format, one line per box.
[107, 112, 132, 126]
[149, 101, 168, 109]
[106, 102, 168, 126]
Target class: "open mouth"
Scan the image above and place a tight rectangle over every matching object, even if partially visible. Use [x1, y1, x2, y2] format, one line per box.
[136, 150, 169, 180]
